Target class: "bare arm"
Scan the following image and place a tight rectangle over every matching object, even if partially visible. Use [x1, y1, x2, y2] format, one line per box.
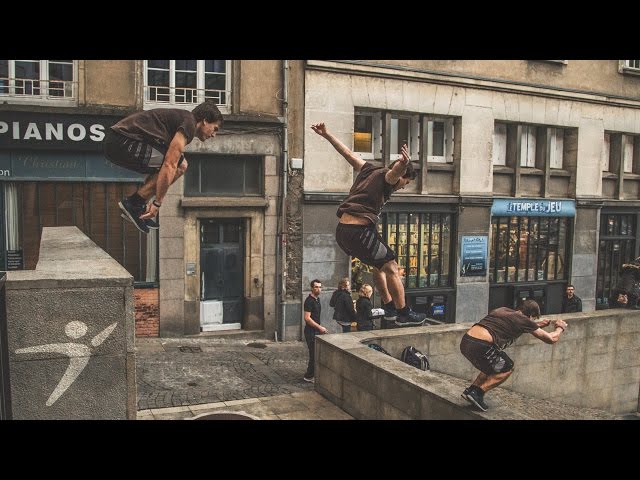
[384, 144, 410, 185]
[140, 130, 187, 220]
[311, 122, 366, 171]
[530, 319, 567, 344]
[304, 311, 328, 334]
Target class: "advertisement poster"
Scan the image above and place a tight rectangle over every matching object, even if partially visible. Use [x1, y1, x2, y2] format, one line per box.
[460, 236, 487, 277]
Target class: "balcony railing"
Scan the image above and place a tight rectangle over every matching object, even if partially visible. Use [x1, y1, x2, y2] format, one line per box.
[0, 77, 76, 100]
[144, 85, 229, 107]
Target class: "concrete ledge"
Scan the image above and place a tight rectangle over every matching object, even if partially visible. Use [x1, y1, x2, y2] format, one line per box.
[315, 309, 640, 419]
[6, 227, 136, 419]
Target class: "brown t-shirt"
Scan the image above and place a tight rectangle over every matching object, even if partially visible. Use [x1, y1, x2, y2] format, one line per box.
[477, 307, 539, 349]
[336, 162, 394, 224]
[111, 108, 196, 150]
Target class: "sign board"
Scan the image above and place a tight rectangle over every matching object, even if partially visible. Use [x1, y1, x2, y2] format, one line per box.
[6, 250, 23, 270]
[460, 236, 487, 277]
[491, 198, 576, 217]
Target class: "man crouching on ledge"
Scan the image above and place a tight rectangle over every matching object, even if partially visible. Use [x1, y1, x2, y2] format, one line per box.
[459, 299, 567, 411]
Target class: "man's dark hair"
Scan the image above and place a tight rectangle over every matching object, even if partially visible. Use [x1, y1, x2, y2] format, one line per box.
[192, 101, 224, 125]
[519, 299, 540, 319]
[310, 279, 322, 288]
[566, 284, 575, 289]
[389, 159, 417, 180]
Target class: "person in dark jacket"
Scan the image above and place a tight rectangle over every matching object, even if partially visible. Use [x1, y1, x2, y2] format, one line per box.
[561, 284, 582, 313]
[355, 284, 375, 331]
[330, 277, 356, 332]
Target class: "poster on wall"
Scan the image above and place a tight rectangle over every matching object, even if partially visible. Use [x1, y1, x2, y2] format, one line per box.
[6, 250, 23, 270]
[460, 236, 487, 277]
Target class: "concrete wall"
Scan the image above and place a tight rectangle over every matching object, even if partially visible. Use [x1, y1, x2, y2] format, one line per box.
[83, 60, 138, 109]
[315, 309, 640, 418]
[5, 227, 136, 419]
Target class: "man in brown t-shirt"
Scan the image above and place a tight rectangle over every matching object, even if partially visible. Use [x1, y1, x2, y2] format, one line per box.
[310, 122, 427, 327]
[103, 101, 223, 233]
[459, 299, 568, 411]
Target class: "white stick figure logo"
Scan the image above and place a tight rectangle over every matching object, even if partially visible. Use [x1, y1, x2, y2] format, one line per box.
[15, 321, 118, 406]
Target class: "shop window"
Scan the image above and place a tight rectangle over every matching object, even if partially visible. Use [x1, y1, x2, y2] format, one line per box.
[596, 213, 637, 308]
[1, 182, 157, 284]
[382, 211, 453, 289]
[144, 60, 230, 112]
[184, 154, 263, 196]
[490, 216, 570, 283]
[0, 60, 76, 104]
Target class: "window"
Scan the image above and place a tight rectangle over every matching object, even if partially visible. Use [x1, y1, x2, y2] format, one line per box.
[596, 213, 637, 308]
[492, 123, 507, 166]
[490, 216, 570, 283]
[620, 60, 640, 76]
[381, 212, 453, 289]
[521, 125, 537, 167]
[354, 109, 453, 164]
[623, 134, 635, 173]
[426, 117, 454, 163]
[1, 181, 156, 283]
[493, 122, 564, 169]
[602, 132, 611, 171]
[603, 132, 638, 174]
[0, 60, 75, 103]
[144, 60, 230, 111]
[549, 128, 564, 169]
[354, 111, 381, 160]
[185, 154, 263, 196]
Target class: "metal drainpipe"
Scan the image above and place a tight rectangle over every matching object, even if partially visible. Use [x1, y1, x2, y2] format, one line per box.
[279, 60, 289, 341]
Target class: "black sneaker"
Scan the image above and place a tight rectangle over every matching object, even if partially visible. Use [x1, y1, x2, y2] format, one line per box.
[395, 308, 427, 326]
[383, 303, 398, 320]
[462, 387, 488, 411]
[120, 213, 158, 230]
[118, 197, 149, 234]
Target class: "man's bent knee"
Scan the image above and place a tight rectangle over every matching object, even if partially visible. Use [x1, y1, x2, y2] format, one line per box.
[381, 260, 398, 275]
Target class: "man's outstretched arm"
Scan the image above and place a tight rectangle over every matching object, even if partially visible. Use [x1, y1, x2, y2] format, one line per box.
[311, 122, 366, 171]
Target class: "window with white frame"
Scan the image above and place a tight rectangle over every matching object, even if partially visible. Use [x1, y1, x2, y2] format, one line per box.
[426, 117, 454, 163]
[353, 110, 446, 164]
[619, 60, 640, 76]
[354, 111, 382, 160]
[492, 123, 507, 166]
[144, 60, 230, 111]
[625, 60, 640, 69]
[0, 60, 75, 102]
[549, 128, 564, 169]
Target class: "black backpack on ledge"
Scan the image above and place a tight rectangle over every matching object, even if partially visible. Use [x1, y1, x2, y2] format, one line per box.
[400, 346, 430, 371]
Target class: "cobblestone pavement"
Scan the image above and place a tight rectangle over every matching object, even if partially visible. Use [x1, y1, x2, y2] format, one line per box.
[136, 337, 316, 411]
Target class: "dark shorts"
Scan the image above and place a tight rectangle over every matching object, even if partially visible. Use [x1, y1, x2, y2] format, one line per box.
[103, 129, 168, 174]
[459, 333, 514, 375]
[335, 222, 396, 269]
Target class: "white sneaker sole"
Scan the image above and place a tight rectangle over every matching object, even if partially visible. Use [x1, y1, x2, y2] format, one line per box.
[118, 202, 149, 234]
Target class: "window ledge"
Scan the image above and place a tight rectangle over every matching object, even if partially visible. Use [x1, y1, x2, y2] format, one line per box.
[493, 166, 514, 174]
[550, 169, 571, 177]
[602, 172, 618, 179]
[181, 196, 269, 208]
[426, 162, 454, 172]
[620, 67, 640, 77]
[623, 172, 640, 180]
[520, 167, 544, 176]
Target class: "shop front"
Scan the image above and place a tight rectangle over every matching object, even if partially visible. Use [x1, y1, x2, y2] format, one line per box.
[488, 198, 576, 314]
[0, 111, 154, 283]
[373, 204, 457, 323]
